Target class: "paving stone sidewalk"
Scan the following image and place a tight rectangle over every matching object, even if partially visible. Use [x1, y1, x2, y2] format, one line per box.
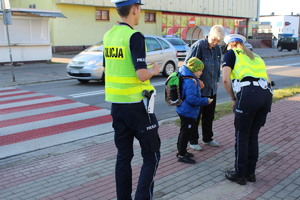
[0, 94, 299, 200]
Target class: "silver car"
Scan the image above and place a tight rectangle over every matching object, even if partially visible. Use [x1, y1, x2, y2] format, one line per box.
[66, 42, 104, 83]
[145, 35, 178, 77]
[164, 37, 190, 60]
[66, 35, 178, 83]
[244, 41, 253, 51]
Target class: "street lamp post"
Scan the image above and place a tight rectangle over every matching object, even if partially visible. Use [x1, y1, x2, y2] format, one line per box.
[1, 0, 16, 82]
[297, 15, 300, 54]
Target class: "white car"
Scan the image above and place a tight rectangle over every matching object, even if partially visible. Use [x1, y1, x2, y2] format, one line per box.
[66, 35, 178, 83]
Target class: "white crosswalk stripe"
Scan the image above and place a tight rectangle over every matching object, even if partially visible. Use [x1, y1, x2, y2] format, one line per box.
[0, 88, 113, 159]
[3, 103, 84, 120]
[0, 96, 65, 109]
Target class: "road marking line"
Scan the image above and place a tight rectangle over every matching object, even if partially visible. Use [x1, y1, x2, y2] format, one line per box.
[0, 95, 55, 106]
[70, 90, 105, 98]
[0, 99, 76, 114]
[70, 81, 166, 98]
[267, 62, 300, 70]
[0, 91, 36, 98]
[286, 62, 300, 66]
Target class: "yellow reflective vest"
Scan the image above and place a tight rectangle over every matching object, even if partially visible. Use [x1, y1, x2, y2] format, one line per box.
[103, 25, 154, 103]
[230, 48, 269, 81]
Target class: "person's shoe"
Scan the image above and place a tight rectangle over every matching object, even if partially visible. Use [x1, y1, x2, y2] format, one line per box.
[225, 171, 246, 185]
[178, 155, 196, 164]
[203, 140, 219, 147]
[246, 174, 256, 182]
[189, 144, 203, 151]
[176, 152, 194, 158]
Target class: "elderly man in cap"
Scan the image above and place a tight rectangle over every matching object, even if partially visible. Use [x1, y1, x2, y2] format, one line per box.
[103, 0, 161, 199]
[222, 34, 273, 185]
[185, 25, 225, 151]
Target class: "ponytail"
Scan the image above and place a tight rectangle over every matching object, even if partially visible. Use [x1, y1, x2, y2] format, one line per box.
[236, 42, 255, 60]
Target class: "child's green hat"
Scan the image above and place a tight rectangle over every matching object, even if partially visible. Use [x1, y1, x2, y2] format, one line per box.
[187, 57, 204, 72]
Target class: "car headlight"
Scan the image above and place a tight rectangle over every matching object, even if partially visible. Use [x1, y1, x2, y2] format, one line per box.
[87, 59, 97, 66]
[96, 62, 103, 67]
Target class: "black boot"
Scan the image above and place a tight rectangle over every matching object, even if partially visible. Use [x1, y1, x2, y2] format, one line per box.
[176, 152, 194, 158]
[225, 171, 246, 185]
[246, 174, 256, 182]
[178, 155, 196, 164]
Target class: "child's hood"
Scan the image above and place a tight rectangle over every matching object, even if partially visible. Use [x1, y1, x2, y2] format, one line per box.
[179, 65, 196, 78]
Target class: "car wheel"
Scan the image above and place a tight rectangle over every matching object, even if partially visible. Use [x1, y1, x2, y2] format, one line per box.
[162, 62, 175, 77]
[78, 79, 90, 83]
[277, 46, 283, 51]
[101, 73, 105, 84]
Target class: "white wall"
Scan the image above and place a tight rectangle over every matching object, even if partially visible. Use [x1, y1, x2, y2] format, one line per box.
[0, 16, 52, 63]
[283, 16, 299, 37]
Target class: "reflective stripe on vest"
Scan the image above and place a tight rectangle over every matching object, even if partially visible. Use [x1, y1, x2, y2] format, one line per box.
[230, 48, 269, 81]
[103, 25, 154, 103]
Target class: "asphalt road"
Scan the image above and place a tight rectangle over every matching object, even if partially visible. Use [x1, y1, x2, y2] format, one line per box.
[16, 56, 300, 121]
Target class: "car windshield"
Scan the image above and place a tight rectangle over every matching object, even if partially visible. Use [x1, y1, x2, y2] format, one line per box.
[85, 42, 104, 52]
[145, 37, 163, 52]
[167, 38, 186, 45]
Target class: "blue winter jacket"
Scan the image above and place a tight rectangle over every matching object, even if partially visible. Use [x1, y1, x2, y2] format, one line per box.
[184, 38, 221, 96]
[176, 65, 209, 119]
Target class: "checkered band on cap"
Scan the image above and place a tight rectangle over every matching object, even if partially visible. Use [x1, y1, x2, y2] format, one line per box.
[112, 0, 144, 7]
[224, 34, 246, 44]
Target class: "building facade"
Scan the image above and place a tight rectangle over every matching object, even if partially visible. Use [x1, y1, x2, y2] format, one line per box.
[0, 8, 64, 63]
[10, 0, 259, 52]
[260, 15, 300, 39]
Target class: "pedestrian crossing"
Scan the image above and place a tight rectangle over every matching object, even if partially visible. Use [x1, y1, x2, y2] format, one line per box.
[0, 87, 113, 159]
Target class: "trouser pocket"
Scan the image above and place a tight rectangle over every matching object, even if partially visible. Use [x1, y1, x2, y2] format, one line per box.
[137, 115, 160, 152]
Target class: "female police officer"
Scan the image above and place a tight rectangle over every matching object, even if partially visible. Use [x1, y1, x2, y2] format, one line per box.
[222, 34, 273, 185]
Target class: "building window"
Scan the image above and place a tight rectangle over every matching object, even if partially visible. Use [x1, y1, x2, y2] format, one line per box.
[145, 13, 156, 22]
[29, 4, 36, 8]
[96, 10, 109, 21]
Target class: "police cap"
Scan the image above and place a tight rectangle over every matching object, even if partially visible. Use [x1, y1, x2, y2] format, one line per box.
[112, 0, 144, 8]
[224, 34, 246, 44]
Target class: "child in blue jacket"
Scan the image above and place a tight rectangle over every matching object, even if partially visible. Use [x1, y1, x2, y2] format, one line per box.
[176, 57, 213, 164]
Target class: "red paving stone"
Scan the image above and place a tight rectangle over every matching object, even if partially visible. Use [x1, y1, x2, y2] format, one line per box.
[0, 95, 299, 200]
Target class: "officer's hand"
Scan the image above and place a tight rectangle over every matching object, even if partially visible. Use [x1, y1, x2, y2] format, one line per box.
[232, 99, 236, 109]
[150, 62, 160, 76]
[208, 98, 213, 104]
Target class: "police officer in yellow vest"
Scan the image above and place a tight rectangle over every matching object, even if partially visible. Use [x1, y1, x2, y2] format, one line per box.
[222, 34, 273, 185]
[103, 0, 161, 199]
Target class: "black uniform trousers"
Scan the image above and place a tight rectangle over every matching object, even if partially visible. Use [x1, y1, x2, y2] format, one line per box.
[111, 101, 161, 200]
[190, 93, 217, 144]
[234, 84, 272, 177]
